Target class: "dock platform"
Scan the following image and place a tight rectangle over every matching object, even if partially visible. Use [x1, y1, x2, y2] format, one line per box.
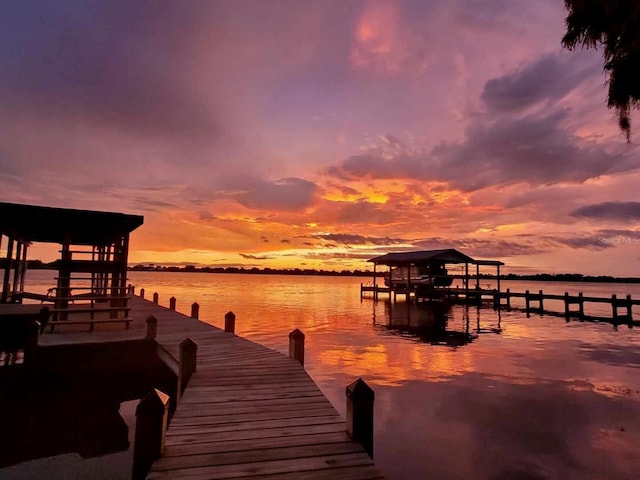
[40, 296, 384, 479]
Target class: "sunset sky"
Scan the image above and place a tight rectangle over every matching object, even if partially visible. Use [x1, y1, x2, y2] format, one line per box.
[1, 0, 639, 275]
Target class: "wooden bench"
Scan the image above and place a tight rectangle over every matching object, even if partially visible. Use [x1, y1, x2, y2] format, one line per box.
[48, 318, 133, 332]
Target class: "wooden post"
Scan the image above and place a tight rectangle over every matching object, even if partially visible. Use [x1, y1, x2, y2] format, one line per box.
[224, 311, 236, 333]
[612, 294, 617, 320]
[496, 264, 501, 292]
[140, 288, 145, 299]
[191, 302, 199, 319]
[146, 315, 157, 340]
[539, 289, 544, 312]
[346, 378, 375, 459]
[525, 290, 530, 315]
[506, 288, 511, 308]
[153, 292, 159, 304]
[169, 297, 176, 310]
[132, 389, 170, 480]
[178, 338, 198, 396]
[627, 294, 632, 321]
[564, 292, 570, 317]
[289, 328, 305, 366]
[578, 292, 584, 318]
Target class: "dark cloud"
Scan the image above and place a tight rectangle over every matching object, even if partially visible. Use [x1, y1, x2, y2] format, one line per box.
[280, 239, 291, 244]
[313, 233, 408, 246]
[327, 52, 639, 192]
[481, 53, 595, 113]
[260, 235, 270, 243]
[227, 177, 319, 211]
[413, 237, 544, 258]
[553, 236, 613, 250]
[570, 202, 640, 221]
[239, 253, 272, 260]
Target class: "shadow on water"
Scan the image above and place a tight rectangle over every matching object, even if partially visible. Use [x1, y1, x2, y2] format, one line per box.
[0, 340, 176, 476]
[0, 382, 129, 467]
[372, 299, 502, 347]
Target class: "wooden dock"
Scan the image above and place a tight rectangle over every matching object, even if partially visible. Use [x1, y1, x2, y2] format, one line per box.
[360, 283, 639, 324]
[40, 295, 383, 479]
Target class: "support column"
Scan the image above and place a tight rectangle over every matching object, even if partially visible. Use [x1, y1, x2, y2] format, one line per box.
[2, 237, 14, 303]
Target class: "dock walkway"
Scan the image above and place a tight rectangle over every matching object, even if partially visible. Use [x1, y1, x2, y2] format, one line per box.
[43, 296, 383, 479]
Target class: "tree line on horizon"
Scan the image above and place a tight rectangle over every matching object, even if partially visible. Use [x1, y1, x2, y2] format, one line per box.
[16, 259, 640, 283]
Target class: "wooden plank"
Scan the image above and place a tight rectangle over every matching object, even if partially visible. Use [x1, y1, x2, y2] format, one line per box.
[167, 415, 343, 436]
[163, 431, 355, 457]
[147, 452, 374, 479]
[153, 442, 364, 471]
[165, 423, 348, 446]
[169, 407, 340, 428]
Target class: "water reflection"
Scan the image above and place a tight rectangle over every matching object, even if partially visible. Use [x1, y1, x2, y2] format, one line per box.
[372, 300, 503, 348]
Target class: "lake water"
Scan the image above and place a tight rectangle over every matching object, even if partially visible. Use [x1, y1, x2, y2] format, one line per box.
[10, 272, 640, 479]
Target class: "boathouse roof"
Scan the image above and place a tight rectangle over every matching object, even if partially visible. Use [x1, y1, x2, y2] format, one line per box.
[0, 202, 144, 245]
[368, 248, 503, 266]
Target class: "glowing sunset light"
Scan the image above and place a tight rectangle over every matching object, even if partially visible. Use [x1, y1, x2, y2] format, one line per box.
[0, 0, 638, 276]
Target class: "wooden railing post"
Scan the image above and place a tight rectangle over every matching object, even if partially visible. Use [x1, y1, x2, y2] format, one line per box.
[178, 338, 198, 397]
[153, 292, 159, 304]
[146, 315, 157, 340]
[224, 311, 236, 333]
[191, 302, 199, 319]
[132, 389, 170, 480]
[169, 297, 176, 310]
[289, 329, 305, 366]
[140, 288, 145, 299]
[346, 378, 375, 459]
[537, 289, 543, 312]
[578, 292, 584, 318]
[525, 290, 530, 316]
[612, 294, 617, 320]
[627, 294, 633, 321]
[506, 288, 511, 308]
[564, 292, 570, 317]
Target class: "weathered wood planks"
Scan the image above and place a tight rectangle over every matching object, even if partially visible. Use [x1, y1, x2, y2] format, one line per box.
[130, 296, 384, 480]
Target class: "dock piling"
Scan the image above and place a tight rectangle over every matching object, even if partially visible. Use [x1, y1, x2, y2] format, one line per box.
[153, 292, 159, 304]
[140, 288, 145, 299]
[346, 378, 375, 459]
[525, 290, 530, 316]
[539, 290, 544, 313]
[190, 302, 199, 319]
[224, 311, 236, 334]
[145, 315, 158, 340]
[178, 338, 197, 397]
[169, 297, 176, 310]
[132, 389, 170, 480]
[506, 288, 511, 308]
[288, 328, 305, 366]
[612, 294, 617, 321]
[627, 294, 633, 321]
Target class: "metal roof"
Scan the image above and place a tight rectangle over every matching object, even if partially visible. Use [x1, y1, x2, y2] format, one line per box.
[0, 202, 144, 245]
[368, 248, 504, 266]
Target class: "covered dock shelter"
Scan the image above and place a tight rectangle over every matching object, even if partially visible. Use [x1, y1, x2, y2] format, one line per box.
[365, 248, 504, 302]
[0, 202, 143, 309]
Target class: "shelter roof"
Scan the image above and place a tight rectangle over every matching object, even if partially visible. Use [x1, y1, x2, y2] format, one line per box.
[368, 249, 504, 266]
[0, 202, 144, 245]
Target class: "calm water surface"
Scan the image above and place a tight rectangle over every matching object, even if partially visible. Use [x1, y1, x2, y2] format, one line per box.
[19, 272, 640, 479]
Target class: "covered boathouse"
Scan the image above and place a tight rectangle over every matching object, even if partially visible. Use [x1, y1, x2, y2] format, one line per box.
[363, 248, 504, 302]
[0, 202, 143, 331]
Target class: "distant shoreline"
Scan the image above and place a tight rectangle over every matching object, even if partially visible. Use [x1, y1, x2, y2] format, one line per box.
[21, 261, 640, 283]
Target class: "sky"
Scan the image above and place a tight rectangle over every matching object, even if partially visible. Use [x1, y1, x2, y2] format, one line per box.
[1, 0, 639, 275]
